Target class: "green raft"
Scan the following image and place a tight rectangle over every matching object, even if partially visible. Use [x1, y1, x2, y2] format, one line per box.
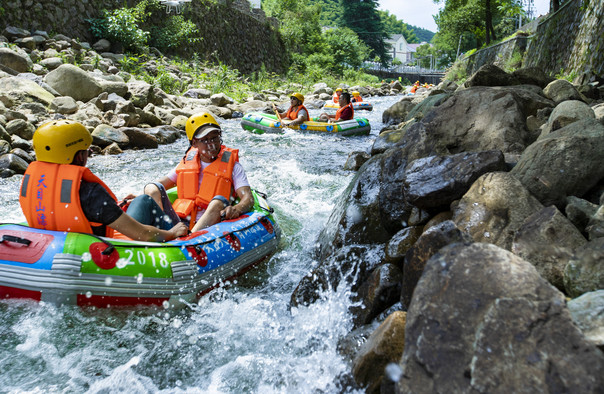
[240, 112, 371, 136]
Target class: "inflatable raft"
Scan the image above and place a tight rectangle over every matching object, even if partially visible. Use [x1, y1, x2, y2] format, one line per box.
[323, 101, 373, 112]
[0, 190, 280, 308]
[240, 112, 371, 136]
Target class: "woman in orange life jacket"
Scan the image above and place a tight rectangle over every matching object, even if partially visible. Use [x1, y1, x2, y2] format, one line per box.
[18, 120, 188, 242]
[318, 91, 354, 123]
[277, 92, 309, 127]
[332, 87, 343, 104]
[128, 112, 253, 233]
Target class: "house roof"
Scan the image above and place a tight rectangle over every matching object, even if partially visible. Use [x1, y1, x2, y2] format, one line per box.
[385, 34, 406, 45]
[407, 43, 422, 52]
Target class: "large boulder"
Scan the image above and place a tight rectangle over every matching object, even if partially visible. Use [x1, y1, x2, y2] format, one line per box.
[512, 205, 587, 291]
[567, 290, 604, 350]
[390, 86, 553, 162]
[564, 238, 604, 298]
[543, 79, 583, 104]
[404, 150, 506, 210]
[540, 100, 595, 136]
[453, 172, 544, 250]
[398, 242, 604, 393]
[511, 118, 604, 207]
[44, 64, 102, 102]
[464, 64, 520, 87]
[0, 76, 55, 106]
[0, 48, 31, 73]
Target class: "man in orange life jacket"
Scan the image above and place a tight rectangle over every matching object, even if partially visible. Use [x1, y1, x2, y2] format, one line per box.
[351, 91, 363, 102]
[133, 112, 253, 233]
[278, 92, 309, 127]
[318, 92, 354, 123]
[18, 120, 188, 241]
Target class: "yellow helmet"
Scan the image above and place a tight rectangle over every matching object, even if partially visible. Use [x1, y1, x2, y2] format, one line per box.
[352, 91, 360, 96]
[291, 92, 304, 104]
[185, 112, 220, 141]
[335, 88, 343, 92]
[33, 120, 92, 164]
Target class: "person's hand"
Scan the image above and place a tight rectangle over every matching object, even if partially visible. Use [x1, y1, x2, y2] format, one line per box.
[123, 193, 136, 200]
[169, 222, 188, 238]
[221, 205, 242, 220]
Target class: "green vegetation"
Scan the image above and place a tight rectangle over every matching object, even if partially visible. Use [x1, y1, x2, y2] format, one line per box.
[87, 0, 200, 53]
[502, 48, 524, 72]
[555, 68, 578, 82]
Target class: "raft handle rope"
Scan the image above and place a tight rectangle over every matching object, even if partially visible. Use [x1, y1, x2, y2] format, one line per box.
[2, 234, 32, 246]
[253, 190, 275, 214]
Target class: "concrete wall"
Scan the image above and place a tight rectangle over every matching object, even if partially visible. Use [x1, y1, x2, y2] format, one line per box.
[462, 35, 529, 77]
[0, 0, 288, 74]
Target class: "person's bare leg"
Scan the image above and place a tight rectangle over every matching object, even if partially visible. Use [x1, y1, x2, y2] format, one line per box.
[144, 184, 164, 210]
[191, 199, 225, 232]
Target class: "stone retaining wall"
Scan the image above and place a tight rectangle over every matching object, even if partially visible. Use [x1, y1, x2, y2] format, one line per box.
[458, 0, 603, 81]
[524, 0, 604, 82]
[0, 0, 287, 74]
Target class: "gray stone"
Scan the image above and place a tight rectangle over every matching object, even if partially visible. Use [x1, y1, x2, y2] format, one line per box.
[0, 48, 31, 73]
[5, 119, 35, 140]
[567, 290, 604, 349]
[91, 124, 129, 148]
[50, 96, 78, 114]
[398, 242, 604, 393]
[543, 79, 584, 104]
[0, 153, 28, 174]
[45, 64, 102, 102]
[564, 238, 604, 298]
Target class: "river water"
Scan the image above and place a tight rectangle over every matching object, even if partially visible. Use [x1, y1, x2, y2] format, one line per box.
[0, 95, 400, 393]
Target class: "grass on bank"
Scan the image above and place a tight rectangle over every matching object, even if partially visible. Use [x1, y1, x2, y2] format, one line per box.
[117, 53, 382, 102]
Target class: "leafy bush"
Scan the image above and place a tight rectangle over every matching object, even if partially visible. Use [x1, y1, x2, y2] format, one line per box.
[87, 2, 151, 52]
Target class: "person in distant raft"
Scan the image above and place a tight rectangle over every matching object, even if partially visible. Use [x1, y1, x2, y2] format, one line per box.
[129, 112, 253, 233]
[278, 92, 309, 127]
[351, 91, 363, 102]
[318, 92, 354, 123]
[332, 87, 343, 104]
[19, 120, 187, 241]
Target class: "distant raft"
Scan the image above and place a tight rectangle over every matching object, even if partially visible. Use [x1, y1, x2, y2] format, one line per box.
[323, 100, 373, 112]
[240, 112, 371, 136]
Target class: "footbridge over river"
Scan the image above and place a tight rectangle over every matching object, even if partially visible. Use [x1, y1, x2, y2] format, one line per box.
[366, 67, 446, 85]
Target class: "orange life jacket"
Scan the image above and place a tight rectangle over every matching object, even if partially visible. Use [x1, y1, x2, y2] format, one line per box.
[353, 96, 363, 102]
[332, 92, 340, 104]
[285, 104, 308, 121]
[335, 102, 354, 121]
[19, 161, 116, 236]
[173, 146, 239, 224]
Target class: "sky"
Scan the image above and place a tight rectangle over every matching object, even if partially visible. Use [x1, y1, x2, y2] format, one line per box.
[378, 0, 551, 33]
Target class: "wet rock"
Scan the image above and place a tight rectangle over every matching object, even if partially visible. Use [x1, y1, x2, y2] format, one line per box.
[511, 118, 604, 207]
[384, 226, 423, 266]
[543, 79, 584, 104]
[10, 135, 32, 151]
[0, 153, 28, 174]
[50, 96, 78, 114]
[337, 324, 376, 362]
[401, 220, 473, 309]
[398, 242, 604, 393]
[512, 205, 587, 291]
[453, 172, 544, 250]
[91, 124, 129, 148]
[101, 142, 123, 155]
[170, 115, 188, 130]
[344, 151, 370, 171]
[567, 290, 604, 350]
[564, 238, 604, 298]
[135, 107, 163, 127]
[404, 150, 506, 210]
[586, 205, 604, 240]
[352, 311, 406, 393]
[45, 64, 102, 102]
[382, 97, 415, 126]
[352, 263, 403, 326]
[0, 47, 31, 73]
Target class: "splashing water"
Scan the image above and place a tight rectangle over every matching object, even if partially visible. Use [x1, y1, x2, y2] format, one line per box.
[0, 96, 401, 392]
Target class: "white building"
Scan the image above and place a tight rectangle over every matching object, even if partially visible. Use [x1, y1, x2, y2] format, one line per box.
[385, 34, 421, 64]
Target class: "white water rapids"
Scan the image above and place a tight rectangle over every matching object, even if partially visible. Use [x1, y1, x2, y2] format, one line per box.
[0, 95, 401, 393]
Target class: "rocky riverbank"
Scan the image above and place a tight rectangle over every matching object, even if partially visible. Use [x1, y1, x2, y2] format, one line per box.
[292, 64, 604, 391]
[0, 26, 404, 178]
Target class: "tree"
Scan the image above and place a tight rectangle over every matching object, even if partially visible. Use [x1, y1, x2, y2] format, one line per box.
[340, 0, 390, 65]
[378, 10, 419, 43]
[323, 27, 370, 72]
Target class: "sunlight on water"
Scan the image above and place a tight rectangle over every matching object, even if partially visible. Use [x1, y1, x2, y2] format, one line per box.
[0, 95, 401, 392]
